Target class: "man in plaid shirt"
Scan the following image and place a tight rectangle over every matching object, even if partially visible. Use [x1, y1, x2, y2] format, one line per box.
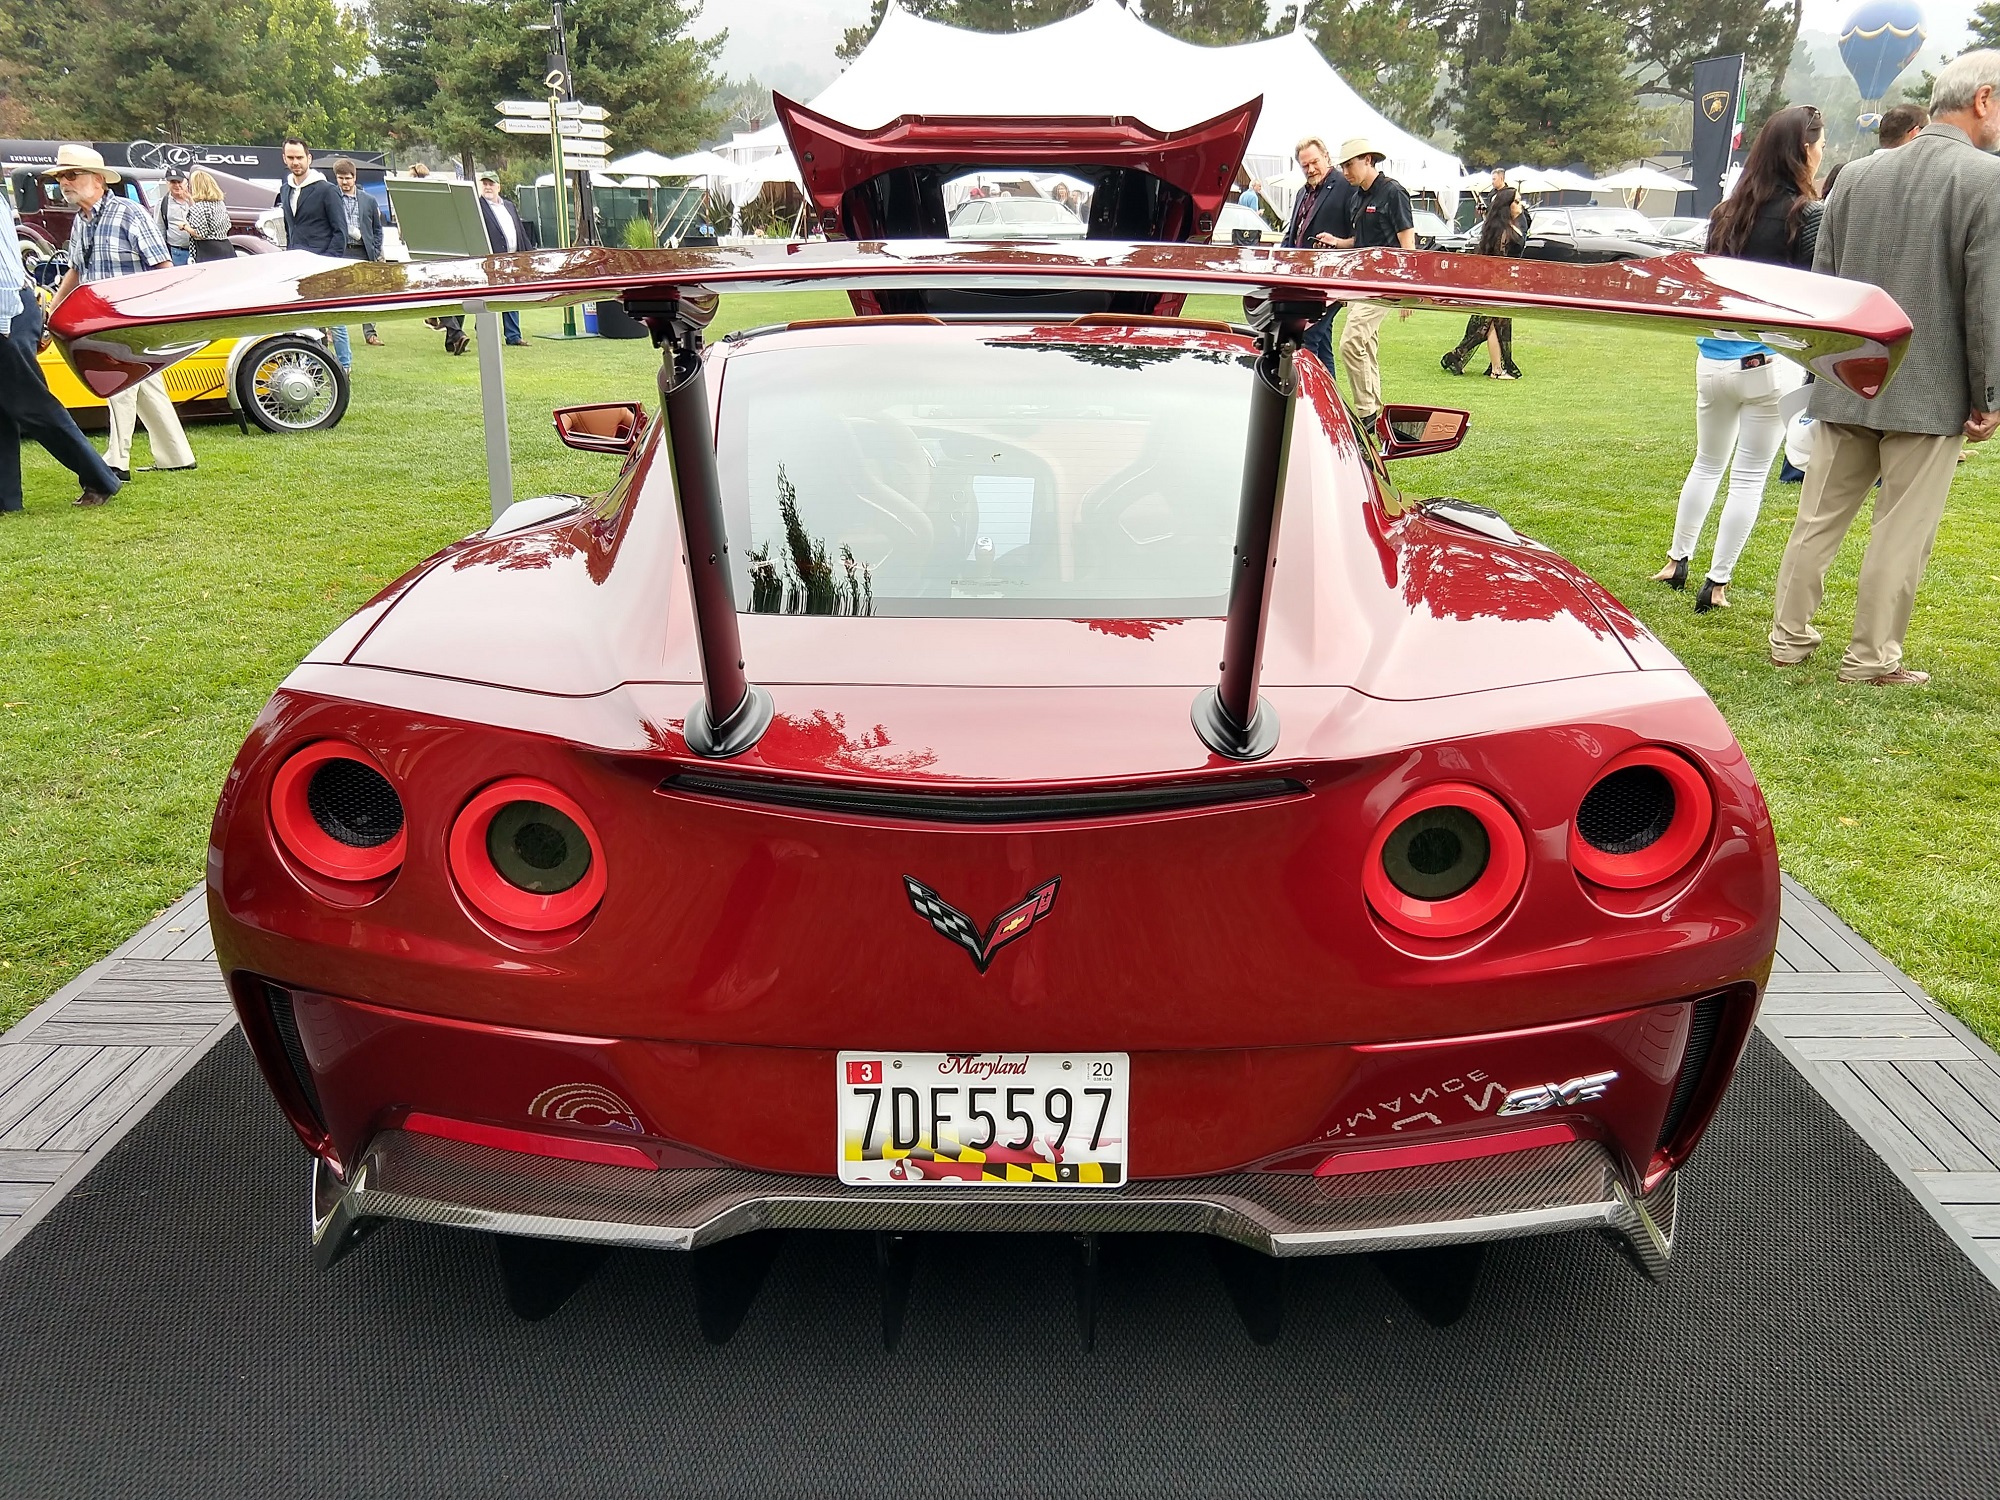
[46, 144, 195, 480]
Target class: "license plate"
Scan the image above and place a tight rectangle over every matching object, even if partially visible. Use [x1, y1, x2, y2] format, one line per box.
[837, 1052, 1128, 1186]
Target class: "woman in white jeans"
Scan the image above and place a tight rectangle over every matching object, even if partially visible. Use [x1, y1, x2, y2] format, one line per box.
[1656, 104, 1825, 613]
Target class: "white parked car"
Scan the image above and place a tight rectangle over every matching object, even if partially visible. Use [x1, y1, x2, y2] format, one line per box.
[948, 196, 1088, 240]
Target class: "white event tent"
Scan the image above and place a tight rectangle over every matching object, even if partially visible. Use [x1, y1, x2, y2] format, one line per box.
[805, 0, 1464, 216]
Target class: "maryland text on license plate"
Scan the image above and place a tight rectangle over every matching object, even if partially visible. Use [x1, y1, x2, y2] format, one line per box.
[837, 1052, 1129, 1185]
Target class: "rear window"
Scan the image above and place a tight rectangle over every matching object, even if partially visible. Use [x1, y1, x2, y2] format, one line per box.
[716, 334, 1256, 618]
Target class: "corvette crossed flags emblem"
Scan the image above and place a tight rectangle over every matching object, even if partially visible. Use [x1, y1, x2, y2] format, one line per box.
[903, 876, 1060, 973]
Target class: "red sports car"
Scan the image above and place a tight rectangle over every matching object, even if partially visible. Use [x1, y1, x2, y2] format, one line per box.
[51, 238, 1909, 1341]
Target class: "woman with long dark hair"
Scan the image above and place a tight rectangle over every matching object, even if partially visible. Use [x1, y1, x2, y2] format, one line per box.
[1440, 188, 1526, 377]
[1653, 104, 1824, 613]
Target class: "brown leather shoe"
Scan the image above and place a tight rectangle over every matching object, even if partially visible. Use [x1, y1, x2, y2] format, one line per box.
[1852, 667, 1930, 686]
[1769, 653, 1811, 667]
[73, 488, 112, 507]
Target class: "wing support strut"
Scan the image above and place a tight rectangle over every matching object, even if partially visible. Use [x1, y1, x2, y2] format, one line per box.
[1191, 297, 1320, 762]
[650, 293, 775, 758]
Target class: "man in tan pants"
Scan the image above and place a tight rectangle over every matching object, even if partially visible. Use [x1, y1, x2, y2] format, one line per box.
[1768, 53, 2000, 683]
[44, 145, 195, 484]
[1326, 137, 1416, 426]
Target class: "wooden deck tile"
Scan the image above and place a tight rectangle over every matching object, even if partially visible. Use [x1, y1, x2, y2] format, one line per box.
[1948, 1204, 2000, 1237]
[1794, 1036, 1976, 1062]
[0, 1044, 58, 1098]
[1778, 898, 1879, 973]
[1760, 992, 1927, 1017]
[1816, 1064, 1950, 1173]
[1762, 1013, 1955, 1040]
[0, 1150, 82, 1182]
[0, 1047, 97, 1134]
[1846, 1061, 1996, 1173]
[24, 1022, 227, 1048]
[1766, 972, 1918, 995]
[0, 1048, 146, 1151]
[1893, 1063, 2000, 1164]
[57, 1001, 234, 1027]
[0, 1183, 49, 1215]
[1917, 1172, 2000, 1204]
[38, 1048, 189, 1152]
[1774, 924, 1835, 973]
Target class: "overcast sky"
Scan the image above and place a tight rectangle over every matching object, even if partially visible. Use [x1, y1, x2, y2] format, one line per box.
[692, 0, 1975, 99]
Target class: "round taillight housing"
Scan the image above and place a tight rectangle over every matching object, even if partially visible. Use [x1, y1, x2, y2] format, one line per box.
[268, 742, 406, 881]
[449, 778, 607, 932]
[1363, 783, 1527, 938]
[1570, 747, 1713, 889]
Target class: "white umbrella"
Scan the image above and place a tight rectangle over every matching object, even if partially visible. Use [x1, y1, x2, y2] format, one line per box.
[1595, 166, 1691, 194]
[736, 150, 805, 189]
[609, 149, 738, 181]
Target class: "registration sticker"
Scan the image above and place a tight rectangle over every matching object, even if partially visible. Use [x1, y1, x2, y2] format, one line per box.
[837, 1052, 1128, 1186]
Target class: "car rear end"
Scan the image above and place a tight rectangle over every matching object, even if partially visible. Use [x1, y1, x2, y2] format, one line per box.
[208, 320, 1774, 1278]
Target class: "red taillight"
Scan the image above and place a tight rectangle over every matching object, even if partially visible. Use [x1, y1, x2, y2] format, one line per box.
[1363, 782, 1527, 938]
[268, 741, 406, 881]
[448, 777, 607, 933]
[1570, 747, 1713, 890]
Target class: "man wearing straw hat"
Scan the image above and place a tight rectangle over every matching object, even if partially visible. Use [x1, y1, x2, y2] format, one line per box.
[1326, 136, 1416, 428]
[45, 144, 196, 481]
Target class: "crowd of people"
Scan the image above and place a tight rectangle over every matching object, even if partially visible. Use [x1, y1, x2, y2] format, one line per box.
[0, 134, 547, 515]
[1277, 51, 1998, 688]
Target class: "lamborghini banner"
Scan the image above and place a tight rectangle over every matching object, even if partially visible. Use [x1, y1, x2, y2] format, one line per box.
[1692, 53, 1748, 217]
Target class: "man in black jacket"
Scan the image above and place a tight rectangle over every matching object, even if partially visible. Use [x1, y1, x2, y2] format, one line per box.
[277, 138, 345, 254]
[1284, 136, 1356, 373]
[477, 173, 532, 345]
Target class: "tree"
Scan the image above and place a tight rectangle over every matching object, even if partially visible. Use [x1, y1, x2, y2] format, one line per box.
[562, 0, 723, 155]
[40, 0, 277, 142]
[1137, 0, 1271, 44]
[1619, 0, 1801, 119]
[255, 0, 377, 146]
[1969, 0, 2000, 50]
[369, 0, 720, 171]
[1292, 1, 1446, 132]
[1454, 0, 1646, 169]
[837, 0, 1091, 63]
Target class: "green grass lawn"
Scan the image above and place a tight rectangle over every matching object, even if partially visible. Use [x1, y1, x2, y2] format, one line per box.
[2, 292, 1995, 1045]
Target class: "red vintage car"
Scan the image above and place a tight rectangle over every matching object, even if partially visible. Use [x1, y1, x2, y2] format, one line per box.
[50, 240, 1908, 1341]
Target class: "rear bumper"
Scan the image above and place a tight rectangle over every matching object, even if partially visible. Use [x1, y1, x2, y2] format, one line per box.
[312, 1128, 1679, 1273]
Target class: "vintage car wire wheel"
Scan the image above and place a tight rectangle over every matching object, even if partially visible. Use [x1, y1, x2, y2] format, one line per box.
[268, 741, 406, 882]
[234, 335, 350, 434]
[1570, 746, 1714, 889]
[1363, 783, 1527, 939]
[449, 779, 607, 933]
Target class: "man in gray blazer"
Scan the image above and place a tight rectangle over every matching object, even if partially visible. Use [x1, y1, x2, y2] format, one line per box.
[1768, 50, 2000, 684]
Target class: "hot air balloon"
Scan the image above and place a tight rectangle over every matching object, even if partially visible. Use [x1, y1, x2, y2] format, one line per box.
[1839, 0, 1928, 128]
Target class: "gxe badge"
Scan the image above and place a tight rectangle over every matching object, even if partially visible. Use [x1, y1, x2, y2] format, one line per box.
[903, 876, 1059, 974]
[1496, 1070, 1619, 1116]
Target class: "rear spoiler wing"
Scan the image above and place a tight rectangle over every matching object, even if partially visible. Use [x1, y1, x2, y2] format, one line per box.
[50, 241, 1910, 398]
[51, 244, 1910, 765]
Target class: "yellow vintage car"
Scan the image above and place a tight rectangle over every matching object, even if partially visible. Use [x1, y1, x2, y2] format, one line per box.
[36, 289, 350, 434]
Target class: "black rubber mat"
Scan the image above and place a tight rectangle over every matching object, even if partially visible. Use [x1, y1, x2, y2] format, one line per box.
[2, 1031, 1997, 1499]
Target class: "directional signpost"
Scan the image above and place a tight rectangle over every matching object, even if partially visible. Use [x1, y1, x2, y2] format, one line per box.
[496, 84, 614, 336]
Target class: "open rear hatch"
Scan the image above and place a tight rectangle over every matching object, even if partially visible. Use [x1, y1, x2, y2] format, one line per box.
[774, 92, 1260, 316]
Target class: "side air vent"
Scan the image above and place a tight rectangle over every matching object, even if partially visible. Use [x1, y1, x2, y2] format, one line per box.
[262, 980, 326, 1129]
[1657, 993, 1726, 1149]
[658, 772, 1308, 824]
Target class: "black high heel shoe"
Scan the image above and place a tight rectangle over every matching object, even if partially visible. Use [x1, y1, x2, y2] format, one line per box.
[1694, 577, 1728, 613]
[1652, 557, 1688, 591]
